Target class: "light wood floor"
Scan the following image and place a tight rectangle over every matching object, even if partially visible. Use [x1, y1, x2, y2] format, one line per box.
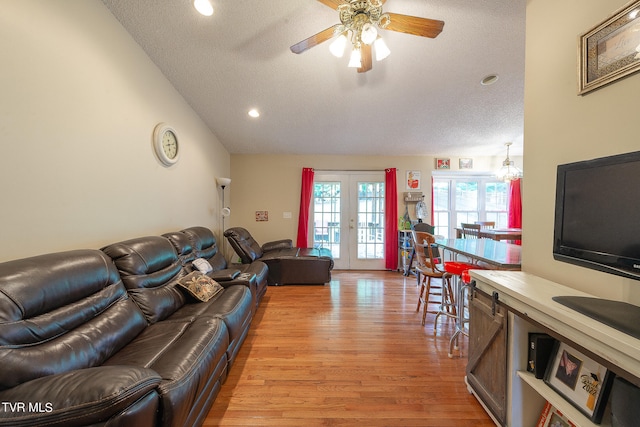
[205, 270, 494, 426]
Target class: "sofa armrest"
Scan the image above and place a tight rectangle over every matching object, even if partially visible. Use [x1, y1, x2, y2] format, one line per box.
[262, 239, 293, 252]
[0, 366, 161, 427]
[208, 268, 241, 282]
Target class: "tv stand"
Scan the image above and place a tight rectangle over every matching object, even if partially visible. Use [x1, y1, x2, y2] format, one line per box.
[468, 270, 640, 426]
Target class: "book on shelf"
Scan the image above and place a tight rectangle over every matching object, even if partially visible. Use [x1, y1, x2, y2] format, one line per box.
[537, 401, 576, 427]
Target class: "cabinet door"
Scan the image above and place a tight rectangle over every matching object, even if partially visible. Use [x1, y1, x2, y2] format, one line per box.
[466, 288, 508, 425]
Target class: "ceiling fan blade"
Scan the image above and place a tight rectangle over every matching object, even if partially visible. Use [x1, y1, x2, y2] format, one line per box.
[316, 0, 343, 10]
[290, 24, 342, 54]
[385, 13, 444, 38]
[358, 44, 372, 73]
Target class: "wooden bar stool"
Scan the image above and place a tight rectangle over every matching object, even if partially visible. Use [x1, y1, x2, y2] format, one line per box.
[412, 231, 454, 327]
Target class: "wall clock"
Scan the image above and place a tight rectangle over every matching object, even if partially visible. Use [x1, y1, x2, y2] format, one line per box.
[153, 123, 180, 166]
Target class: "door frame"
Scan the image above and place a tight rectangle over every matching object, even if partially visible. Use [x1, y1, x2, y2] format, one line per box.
[312, 171, 385, 270]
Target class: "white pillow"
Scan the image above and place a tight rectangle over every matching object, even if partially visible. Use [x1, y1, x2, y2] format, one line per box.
[192, 258, 213, 274]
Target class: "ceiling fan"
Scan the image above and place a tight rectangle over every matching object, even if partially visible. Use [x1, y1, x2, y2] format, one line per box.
[290, 0, 444, 73]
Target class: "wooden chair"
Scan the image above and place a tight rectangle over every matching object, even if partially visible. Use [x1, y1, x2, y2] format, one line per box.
[474, 221, 495, 230]
[412, 231, 455, 327]
[460, 223, 481, 238]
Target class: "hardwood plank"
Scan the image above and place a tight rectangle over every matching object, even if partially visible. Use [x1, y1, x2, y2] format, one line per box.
[205, 271, 494, 426]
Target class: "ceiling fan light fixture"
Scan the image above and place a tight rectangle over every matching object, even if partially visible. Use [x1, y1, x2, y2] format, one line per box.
[374, 36, 390, 61]
[361, 23, 378, 45]
[193, 0, 214, 16]
[348, 47, 362, 68]
[329, 33, 348, 57]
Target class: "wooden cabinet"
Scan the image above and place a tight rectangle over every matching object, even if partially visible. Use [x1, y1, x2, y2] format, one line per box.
[468, 270, 640, 427]
[467, 288, 508, 426]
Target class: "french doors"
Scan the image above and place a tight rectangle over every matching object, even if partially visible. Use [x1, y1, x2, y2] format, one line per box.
[312, 172, 385, 270]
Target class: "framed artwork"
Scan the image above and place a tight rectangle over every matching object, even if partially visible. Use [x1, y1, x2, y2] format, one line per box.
[544, 341, 614, 423]
[255, 211, 269, 221]
[459, 158, 473, 169]
[435, 158, 450, 170]
[578, 0, 640, 94]
[406, 170, 421, 190]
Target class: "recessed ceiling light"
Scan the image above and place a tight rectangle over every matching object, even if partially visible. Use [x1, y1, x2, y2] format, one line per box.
[481, 74, 499, 86]
[248, 109, 260, 118]
[193, 0, 214, 16]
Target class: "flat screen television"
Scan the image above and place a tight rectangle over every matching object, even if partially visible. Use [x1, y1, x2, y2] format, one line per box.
[553, 150, 640, 281]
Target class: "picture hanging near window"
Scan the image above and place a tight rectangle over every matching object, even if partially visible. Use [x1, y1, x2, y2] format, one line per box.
[435, 158, 450, 170]
[459, 158, 473, 169]
[406, 170, 421, 190]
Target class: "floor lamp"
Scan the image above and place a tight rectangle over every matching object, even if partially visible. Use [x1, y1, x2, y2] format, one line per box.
[216, 177, 231, 260]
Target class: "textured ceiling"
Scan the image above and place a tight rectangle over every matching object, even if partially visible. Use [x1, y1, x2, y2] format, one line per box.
[102, 0, 525, 157]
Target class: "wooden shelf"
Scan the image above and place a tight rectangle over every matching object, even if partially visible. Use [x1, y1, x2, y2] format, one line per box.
[517, 371, 611, 427]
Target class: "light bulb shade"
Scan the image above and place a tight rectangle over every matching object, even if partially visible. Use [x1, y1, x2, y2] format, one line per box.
[361, 23, 378, 45]
[348, 48, 362, 68]
[496, 161, 523, 182]
[329, 34, 348, 58]
[374, 37, 390, 61]
[193, 0, 214, 16]
[216, 177, 231, 187]
[221, 207, 231, 217]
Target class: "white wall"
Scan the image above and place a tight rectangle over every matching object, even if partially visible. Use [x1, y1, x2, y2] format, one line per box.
[0, 0, 229, 261]
[523, 0, 640, 303]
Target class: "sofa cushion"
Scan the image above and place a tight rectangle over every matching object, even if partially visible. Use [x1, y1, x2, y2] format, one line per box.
[0, 250, 148, 391]
[104, 316, 229, 427]
[177, 272, 223, 302]
[102, 236, 186, 324]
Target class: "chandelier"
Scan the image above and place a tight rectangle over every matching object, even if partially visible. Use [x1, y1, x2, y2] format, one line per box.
[329, 0, 391, 68]
[496, 142, 523, 182]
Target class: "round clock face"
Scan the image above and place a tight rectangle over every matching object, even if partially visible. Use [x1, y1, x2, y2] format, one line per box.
[162, 130, 178, 159]
[153, 123, 179, 166]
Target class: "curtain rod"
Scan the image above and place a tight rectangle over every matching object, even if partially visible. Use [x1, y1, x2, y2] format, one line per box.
[314, 169, 386, 173]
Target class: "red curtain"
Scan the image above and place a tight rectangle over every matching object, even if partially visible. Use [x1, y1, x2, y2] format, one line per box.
[384, 168, 398, 270]
[508, 178, 522, 245]
[296, 167, 314, 248]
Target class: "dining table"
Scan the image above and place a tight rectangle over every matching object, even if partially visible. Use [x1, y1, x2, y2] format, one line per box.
[435, 238, 522, 270]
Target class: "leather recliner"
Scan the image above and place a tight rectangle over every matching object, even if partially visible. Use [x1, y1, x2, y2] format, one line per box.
[224, 227, 334, 285]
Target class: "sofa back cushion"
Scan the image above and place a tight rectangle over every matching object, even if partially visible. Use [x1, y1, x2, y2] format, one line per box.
[162, 231, 196, 267]
[181, 226, 228, 270]
[0, 250, 147, 390]
[102, 236, 186, 324]
[224, 227, 263, 263]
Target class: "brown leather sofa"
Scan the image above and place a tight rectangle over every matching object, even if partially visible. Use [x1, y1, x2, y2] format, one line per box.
[224, 227, 334, 285]
[0, 228, 256, 427]
[163, 226, 269, 311]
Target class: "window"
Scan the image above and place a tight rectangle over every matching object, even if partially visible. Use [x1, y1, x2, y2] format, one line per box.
[432, 173, 509, 238]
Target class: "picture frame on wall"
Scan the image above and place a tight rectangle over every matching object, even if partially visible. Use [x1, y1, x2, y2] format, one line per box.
[435, 158, 450, 170]
[406, 170, 421, 190]
[578, 0, 640, 94]
[543, 341, 615, 423]
[459, 158, 473, 169]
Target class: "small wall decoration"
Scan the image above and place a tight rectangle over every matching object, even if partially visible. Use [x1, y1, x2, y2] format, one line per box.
[544, 341, 614, 423]
[459, 158, 473, 169]
[255, 211, 269, 221]
[406, 170, 421, 190]
[578, 0, 640, 94]
[435, 158, 450, 170]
